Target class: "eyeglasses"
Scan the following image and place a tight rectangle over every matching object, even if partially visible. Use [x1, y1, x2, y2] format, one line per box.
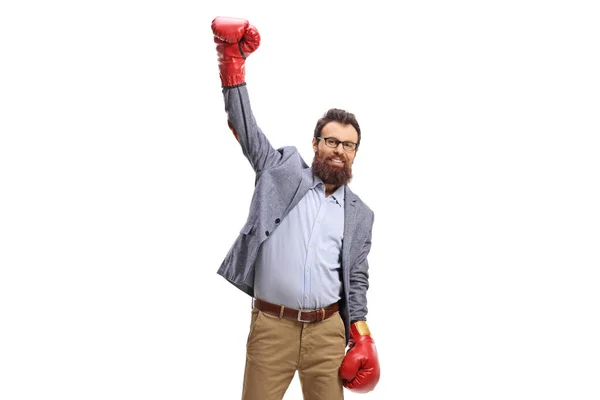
[316, 137, 359, 152]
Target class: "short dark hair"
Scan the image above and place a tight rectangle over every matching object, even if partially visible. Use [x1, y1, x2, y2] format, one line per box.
[313, 108, 361, 148]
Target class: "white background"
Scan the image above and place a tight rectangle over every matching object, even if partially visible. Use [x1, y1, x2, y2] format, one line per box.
[1, 1, 599, 399]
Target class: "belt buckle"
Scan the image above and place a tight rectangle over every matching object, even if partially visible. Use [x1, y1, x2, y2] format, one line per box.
[297, 309, 312, 323]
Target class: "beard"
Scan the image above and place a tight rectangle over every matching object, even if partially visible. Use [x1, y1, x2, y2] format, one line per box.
[311, 150, 353, 187]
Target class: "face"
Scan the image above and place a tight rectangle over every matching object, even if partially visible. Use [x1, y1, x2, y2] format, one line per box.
[311, 121, 359, 187]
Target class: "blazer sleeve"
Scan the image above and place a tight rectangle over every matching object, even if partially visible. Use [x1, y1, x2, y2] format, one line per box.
[348, 211, 375, 323]
[222, 84, 283, 174]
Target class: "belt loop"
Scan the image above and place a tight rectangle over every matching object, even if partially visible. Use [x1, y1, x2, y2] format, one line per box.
[279, 305, 285, 319]
[321, 308, 325, 322]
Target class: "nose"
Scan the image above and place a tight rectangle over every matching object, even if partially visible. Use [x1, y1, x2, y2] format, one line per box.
[333, 148, 346, 162]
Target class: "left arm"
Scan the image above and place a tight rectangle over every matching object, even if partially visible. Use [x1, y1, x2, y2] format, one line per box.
[340, 211, 380, 393]
[348, 211, 374, 323]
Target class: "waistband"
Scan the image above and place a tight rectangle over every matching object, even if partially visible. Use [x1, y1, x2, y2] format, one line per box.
[253, 298, 339, 323]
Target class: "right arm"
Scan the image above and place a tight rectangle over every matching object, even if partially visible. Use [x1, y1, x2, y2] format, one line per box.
[212, 17, 281, 174]
[223, 85, 282, 174]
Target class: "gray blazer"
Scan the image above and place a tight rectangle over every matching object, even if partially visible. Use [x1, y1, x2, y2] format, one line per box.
[217, 84, 374, 342]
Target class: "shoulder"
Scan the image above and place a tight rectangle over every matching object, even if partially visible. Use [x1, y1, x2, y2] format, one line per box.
[271, 146, 308, 168]
[255, 146, 309, 183]
[346, 187, 375, 223]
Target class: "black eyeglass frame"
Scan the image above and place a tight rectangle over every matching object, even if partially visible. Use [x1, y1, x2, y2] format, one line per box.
[316, 136, 359, 152]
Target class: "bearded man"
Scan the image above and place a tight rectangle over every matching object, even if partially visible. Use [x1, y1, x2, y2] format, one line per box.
[212, 16, 381, 400]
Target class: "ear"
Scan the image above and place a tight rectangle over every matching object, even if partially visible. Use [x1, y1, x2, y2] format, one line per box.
[312, 137, 318, 153]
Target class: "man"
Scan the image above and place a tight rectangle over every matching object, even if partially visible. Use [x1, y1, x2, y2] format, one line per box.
[211, 16, 380, 400]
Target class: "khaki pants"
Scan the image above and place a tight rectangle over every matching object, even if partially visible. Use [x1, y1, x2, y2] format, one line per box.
[242, 308, 346, 400]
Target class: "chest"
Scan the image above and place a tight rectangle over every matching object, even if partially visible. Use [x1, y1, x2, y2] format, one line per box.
[274, 186, 345, 247]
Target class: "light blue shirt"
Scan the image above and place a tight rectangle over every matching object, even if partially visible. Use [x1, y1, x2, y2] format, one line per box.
[253, 170, 345, 309]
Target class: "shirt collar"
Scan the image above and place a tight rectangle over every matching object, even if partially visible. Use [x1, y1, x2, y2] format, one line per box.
[310, 168, 345, 207]
[330, 185, 345, 207]
[310, 168, 322, 189]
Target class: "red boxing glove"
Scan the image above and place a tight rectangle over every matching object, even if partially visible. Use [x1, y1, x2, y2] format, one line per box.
[339, 321, 381, 393]
[211, 16, 261, 87]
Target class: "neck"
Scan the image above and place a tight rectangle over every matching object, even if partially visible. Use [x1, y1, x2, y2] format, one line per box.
[324, 183, 339, 197]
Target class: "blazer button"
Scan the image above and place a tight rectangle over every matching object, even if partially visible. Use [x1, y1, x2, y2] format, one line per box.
[275, 218, 281, 224]
[265, 231, 270, 237]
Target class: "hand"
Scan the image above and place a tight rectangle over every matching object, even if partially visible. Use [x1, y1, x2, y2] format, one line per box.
[211, 16, 261, 87]
[339, 321, 381, 393]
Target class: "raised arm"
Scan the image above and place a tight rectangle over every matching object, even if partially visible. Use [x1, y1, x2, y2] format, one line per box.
[212, 16, 282, 174]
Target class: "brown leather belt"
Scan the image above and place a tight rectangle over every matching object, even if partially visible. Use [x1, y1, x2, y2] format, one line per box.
[253, 298, 339, 323]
